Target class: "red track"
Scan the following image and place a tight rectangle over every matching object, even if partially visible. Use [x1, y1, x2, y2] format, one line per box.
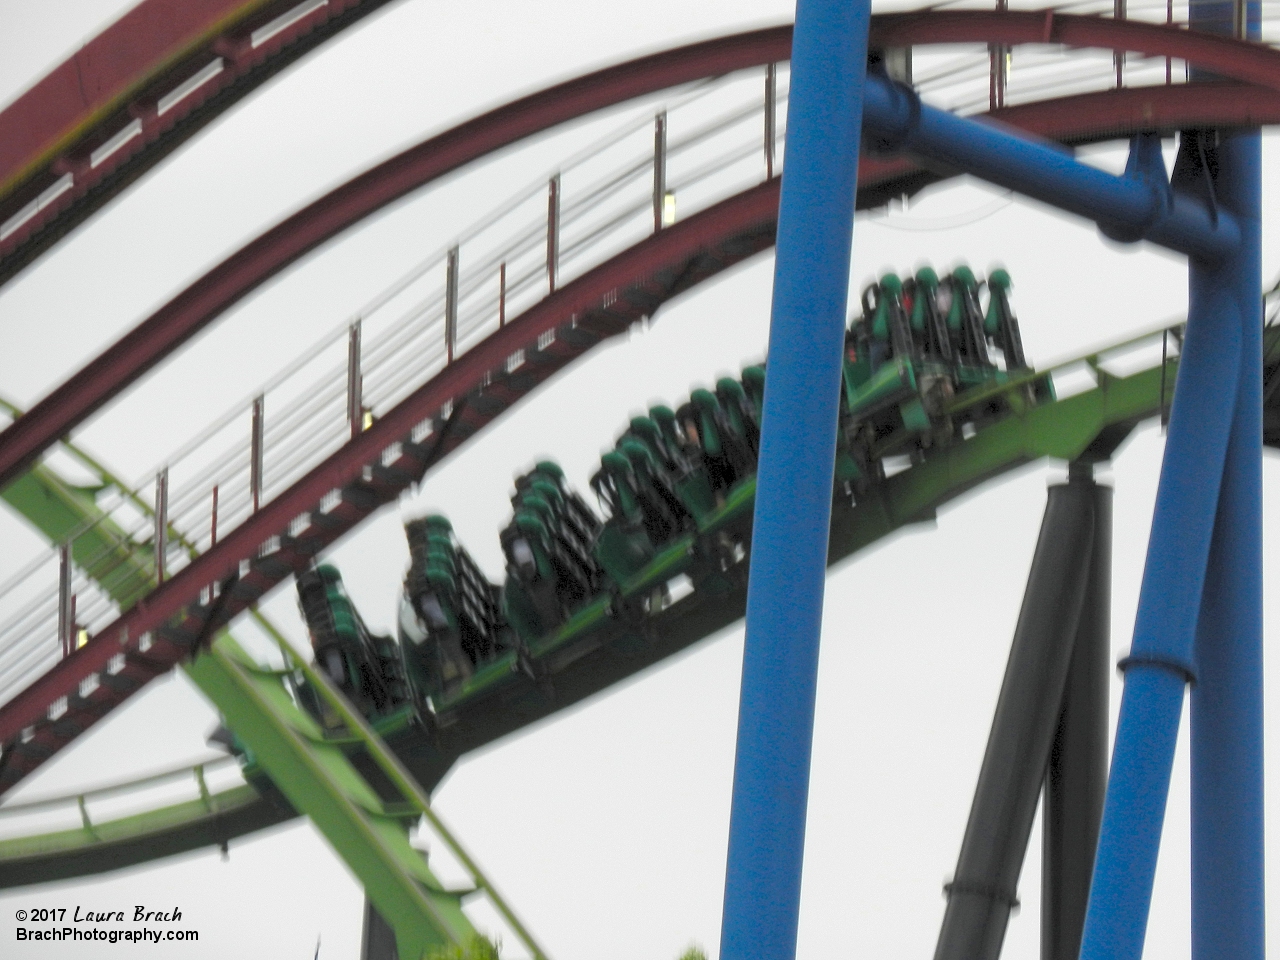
[4, 10, 1280, 285]
[0, 0, 399, 285]
[6, 17, 1280, 494]
[2, 17, 1280, 793]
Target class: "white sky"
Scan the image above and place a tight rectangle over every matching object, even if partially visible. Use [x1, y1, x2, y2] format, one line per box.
[1, 1, 1279, 959]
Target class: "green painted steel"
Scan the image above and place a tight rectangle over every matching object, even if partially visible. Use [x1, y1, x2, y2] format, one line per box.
[0, 412, 520, 959]
[1, 465, 155, 609]
[416, 324, 1188, 716]
[240, 617, 550, 960]
[186, 638, 478, 960]
[0, 398, 164, 608]
[0, 779, 267, 876]
[0, 320, 1251, 892]
[15, 781, 259, 853]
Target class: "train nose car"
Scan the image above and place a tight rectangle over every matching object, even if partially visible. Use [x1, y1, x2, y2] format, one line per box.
[840, 266, 1050, 474]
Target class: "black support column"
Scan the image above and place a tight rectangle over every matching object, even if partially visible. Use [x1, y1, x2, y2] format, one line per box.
[933, 474, 1097, 960]
[1042, 470, 1111, 960]
[361, 899, 398, 960]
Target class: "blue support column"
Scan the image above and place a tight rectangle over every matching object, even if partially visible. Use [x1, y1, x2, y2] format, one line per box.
[1188, 6, 1264, 959]
[717, 1, 869, 959]
[1079, 5, 1261, 955]
[1191, 197, 1264, 957]
[1077, 173, 1244, 960]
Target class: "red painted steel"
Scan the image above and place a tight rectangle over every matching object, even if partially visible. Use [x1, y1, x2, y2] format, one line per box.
[871, 10, 1280, 91]
[2, 81, 1279, 788]
[0, 0, 271, 196]
[6, 15, 1280, 496]
[995, 81, 1280, 139]
[1, 5, 1280, 786]
[0, 27, 790, 493]
[0, 0, 397, 282]
[5, 8, 1277, 211]
[0, 180, 783, 779]
[3, 9, 1279, 288]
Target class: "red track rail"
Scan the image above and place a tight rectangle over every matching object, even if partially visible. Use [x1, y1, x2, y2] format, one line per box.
[2, 78, 1278, 794]
[6, 16, 1280, 495]
[3, 10, 1280, 286]
[1, 0, 272, 194]
[0, 0, 398, 285]
[874, 8, 1280, 89]
[0, 179, 780, 791]
[0, 26, 787, 493]
[0, 18, 1274, 793]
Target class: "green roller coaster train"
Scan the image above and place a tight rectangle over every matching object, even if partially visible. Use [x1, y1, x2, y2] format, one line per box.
[2, 0, 1279, 955]
[7, 264, 1278, 956]
[296, 267, 1051, 724]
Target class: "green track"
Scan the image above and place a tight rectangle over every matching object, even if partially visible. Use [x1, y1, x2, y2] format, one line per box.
[0, 408, 554, 960]
[0, 320, 1218, 906]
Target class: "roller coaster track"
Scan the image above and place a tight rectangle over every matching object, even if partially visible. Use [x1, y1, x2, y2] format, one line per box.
[9, 314, 1268, 887]
[0, 0, 402, 286]
[0, 436, 548, 955]
[6, 16, 1280, 492]
[5, 7, 1280, 291]
[3, 13, 1280, 866]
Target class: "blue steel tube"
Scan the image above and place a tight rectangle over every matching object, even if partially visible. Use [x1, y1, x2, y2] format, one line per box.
[1191, 197, 1264, 957]
[717, 1, 869, 958]
[1076, 227, 1242, 960]
[858, 76, 1239, 261]
[1188, 6, 1264, 959]
[1077, 34, 1255, 960]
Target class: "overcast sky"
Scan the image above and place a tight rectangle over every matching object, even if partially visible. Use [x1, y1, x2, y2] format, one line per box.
[2, 2, 1280, 959]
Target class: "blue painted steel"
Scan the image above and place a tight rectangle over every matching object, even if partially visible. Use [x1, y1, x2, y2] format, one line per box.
[858, 75, 1239, 261]
[1191, 190, 1265, 956]
[1187, 5, 1265, 958]
[716, 0, 869, 958]
[1187, 0, 1254, 37]
[1075, 164, 1243, 960]
[1076, 4, 1261, 955]
[1082, 668, 1188, 959]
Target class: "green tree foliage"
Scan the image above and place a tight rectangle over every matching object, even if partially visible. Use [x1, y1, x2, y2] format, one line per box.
[678, 945, 708, 960]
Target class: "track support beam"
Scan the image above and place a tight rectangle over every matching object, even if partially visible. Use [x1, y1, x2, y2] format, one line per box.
[934, 474, 1097, 960]
[1186, 5, 1265, 960]
[1042, 472, 1111, 960]
[1080, 3, 1263, 956]
[860, 73, 1238, 261]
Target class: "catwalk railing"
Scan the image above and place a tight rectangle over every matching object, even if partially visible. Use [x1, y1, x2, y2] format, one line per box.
[4, 0, 1280, 287]
[0, 310, 1198, 713]
[0, 63, 793, 708]
[0, 754, 244, 845]
[902, 0, 1280, 113]
[3, 10, 1278, 709]
[17, 305, 1280, 884]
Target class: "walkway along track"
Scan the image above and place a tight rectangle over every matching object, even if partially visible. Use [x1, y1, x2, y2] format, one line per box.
[4, 22, 1280, 818]
[10, 315, 1268, 886]
[0, 425, 547, 956]
[0, 178, 776, 793]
